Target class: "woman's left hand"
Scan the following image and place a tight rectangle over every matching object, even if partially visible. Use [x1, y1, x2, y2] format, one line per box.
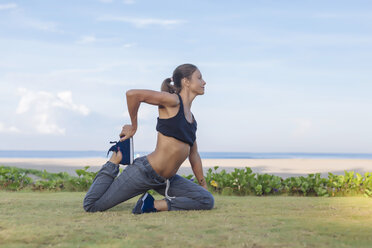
[199, 179, 208, 191]
[119, 124, 136, 141]
[202, 184, 208, 191]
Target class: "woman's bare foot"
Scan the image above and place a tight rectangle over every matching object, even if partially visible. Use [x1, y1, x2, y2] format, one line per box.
[109, 150, 122, 165]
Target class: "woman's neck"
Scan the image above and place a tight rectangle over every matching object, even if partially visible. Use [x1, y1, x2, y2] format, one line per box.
[179, 91, 196, 109]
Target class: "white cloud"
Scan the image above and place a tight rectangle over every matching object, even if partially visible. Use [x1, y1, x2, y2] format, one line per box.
[123, 42, 136, 48]
[0, 3, 17, 10]
[54, 91, 90, 115]
[75, 35, 126, 45]
[35, 113, 65, 135]
[15, 88, 90, 135]
[0, 122, 20, 133]
[98, 16, 186, 28]
[76, 35, 97, 44]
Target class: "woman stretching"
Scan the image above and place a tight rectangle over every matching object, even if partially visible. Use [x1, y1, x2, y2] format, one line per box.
[83, 64, 214, 214]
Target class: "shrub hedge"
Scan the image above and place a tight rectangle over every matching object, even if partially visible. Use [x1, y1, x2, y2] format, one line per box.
[1, 165, 371, 197]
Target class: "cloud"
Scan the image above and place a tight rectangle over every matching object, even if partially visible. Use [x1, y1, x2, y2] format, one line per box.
[54, 91, 90, 115]
[0, 3, 17, 10]
[15, 88, 90, 135]
[34, 113, 66, 135]
[98, 16, 186, 28]
[76, 35, 97, 44]
[0, 122, 20, 133]
[75, 35, 128, 45]
[123, 42, 136, 48]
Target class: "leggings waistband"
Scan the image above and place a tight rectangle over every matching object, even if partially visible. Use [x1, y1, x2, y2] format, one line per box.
[134, 156, 167, 183]
[134, 155, 175, 201]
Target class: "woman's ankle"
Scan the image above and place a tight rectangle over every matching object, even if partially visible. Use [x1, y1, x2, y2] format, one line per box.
[154, 200, 168, 211]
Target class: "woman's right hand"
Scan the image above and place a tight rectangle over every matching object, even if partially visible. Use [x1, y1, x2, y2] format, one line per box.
[119, 124, 136, 141]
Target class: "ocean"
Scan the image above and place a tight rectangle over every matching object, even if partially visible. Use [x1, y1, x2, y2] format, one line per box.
[0, 150, 372, 159]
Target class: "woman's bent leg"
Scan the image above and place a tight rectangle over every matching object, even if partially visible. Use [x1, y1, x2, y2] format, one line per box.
[83, 161, 120, 212]
[155, 175, 214, 211]
[83, 160, 149, 212]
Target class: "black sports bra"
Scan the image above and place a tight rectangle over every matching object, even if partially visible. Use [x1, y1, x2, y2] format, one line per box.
[156, 93, 197, 146]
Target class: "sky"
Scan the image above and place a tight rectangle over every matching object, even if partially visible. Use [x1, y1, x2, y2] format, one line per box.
[0, 0, 372, 153]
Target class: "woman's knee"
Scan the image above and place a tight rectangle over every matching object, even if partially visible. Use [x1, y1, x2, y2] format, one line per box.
[84, 202, 106, 212]
[200, 191, 214, 210]
[83, 200, 97, 212]
[83, 196, 102, 212]
[83, 205, 94, 212]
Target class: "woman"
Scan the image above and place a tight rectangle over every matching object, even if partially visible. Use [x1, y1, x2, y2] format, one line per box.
[83, 64, 214, 214]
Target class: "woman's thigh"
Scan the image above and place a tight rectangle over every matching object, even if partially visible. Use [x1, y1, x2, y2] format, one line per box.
[155, 175, 214, 210]
[156, 175, 209, 198]
[93, 164, 153, 210]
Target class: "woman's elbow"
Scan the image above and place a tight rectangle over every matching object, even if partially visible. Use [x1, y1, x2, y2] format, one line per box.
[126, 90, 140, 102]
[126, 89, 135, 97]
[126, 90, 145, 102]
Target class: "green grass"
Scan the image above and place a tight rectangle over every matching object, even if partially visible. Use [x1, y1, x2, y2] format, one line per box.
[1, 192, 372, 248]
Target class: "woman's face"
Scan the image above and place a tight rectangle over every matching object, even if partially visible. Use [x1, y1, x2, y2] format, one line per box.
[188, 69, 206, 95]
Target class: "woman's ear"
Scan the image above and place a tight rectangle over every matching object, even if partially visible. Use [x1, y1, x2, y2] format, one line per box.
[182, 78, 190, 88]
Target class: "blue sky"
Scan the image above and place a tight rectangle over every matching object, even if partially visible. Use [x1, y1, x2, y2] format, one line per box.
[0, 0, 371, 153]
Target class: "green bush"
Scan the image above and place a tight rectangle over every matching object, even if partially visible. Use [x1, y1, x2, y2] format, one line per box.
[0, 166, 32, 190]
[204, 166, 372, 197]
[0, 165, 371, 197]
[0, 165, 97, 192]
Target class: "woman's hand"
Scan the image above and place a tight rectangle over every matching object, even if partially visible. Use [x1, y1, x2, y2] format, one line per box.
[119, 124, 136, 141]
[198, 178, 208, 191]
[202, 184, 208, 191]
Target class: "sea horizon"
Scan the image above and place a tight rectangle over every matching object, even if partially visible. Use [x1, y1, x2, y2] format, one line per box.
[0, 150, 372, 159]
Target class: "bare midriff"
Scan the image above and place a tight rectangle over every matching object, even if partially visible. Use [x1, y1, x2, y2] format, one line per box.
[146, 132, 190, 179]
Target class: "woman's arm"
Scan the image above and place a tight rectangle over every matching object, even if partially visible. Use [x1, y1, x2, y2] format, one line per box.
[189, 141, 208, 190]
[120, 89, 179, 141]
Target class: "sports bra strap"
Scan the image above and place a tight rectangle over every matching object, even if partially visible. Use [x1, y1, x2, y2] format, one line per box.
[176, 93, 183, 111]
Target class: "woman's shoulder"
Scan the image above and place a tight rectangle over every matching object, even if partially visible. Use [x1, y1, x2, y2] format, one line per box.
[158, 92, 180, 108]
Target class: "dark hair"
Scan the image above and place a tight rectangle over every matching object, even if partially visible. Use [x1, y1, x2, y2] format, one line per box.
[161, 64, 198, 94]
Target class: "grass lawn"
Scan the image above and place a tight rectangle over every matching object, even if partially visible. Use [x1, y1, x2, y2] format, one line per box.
[0, 192, 371, 248]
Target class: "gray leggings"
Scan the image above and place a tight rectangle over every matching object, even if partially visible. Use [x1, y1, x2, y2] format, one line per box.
[83, 156, 214, 212]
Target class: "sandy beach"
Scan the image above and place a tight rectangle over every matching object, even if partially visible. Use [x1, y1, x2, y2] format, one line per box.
[1, 157, 371, 178]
